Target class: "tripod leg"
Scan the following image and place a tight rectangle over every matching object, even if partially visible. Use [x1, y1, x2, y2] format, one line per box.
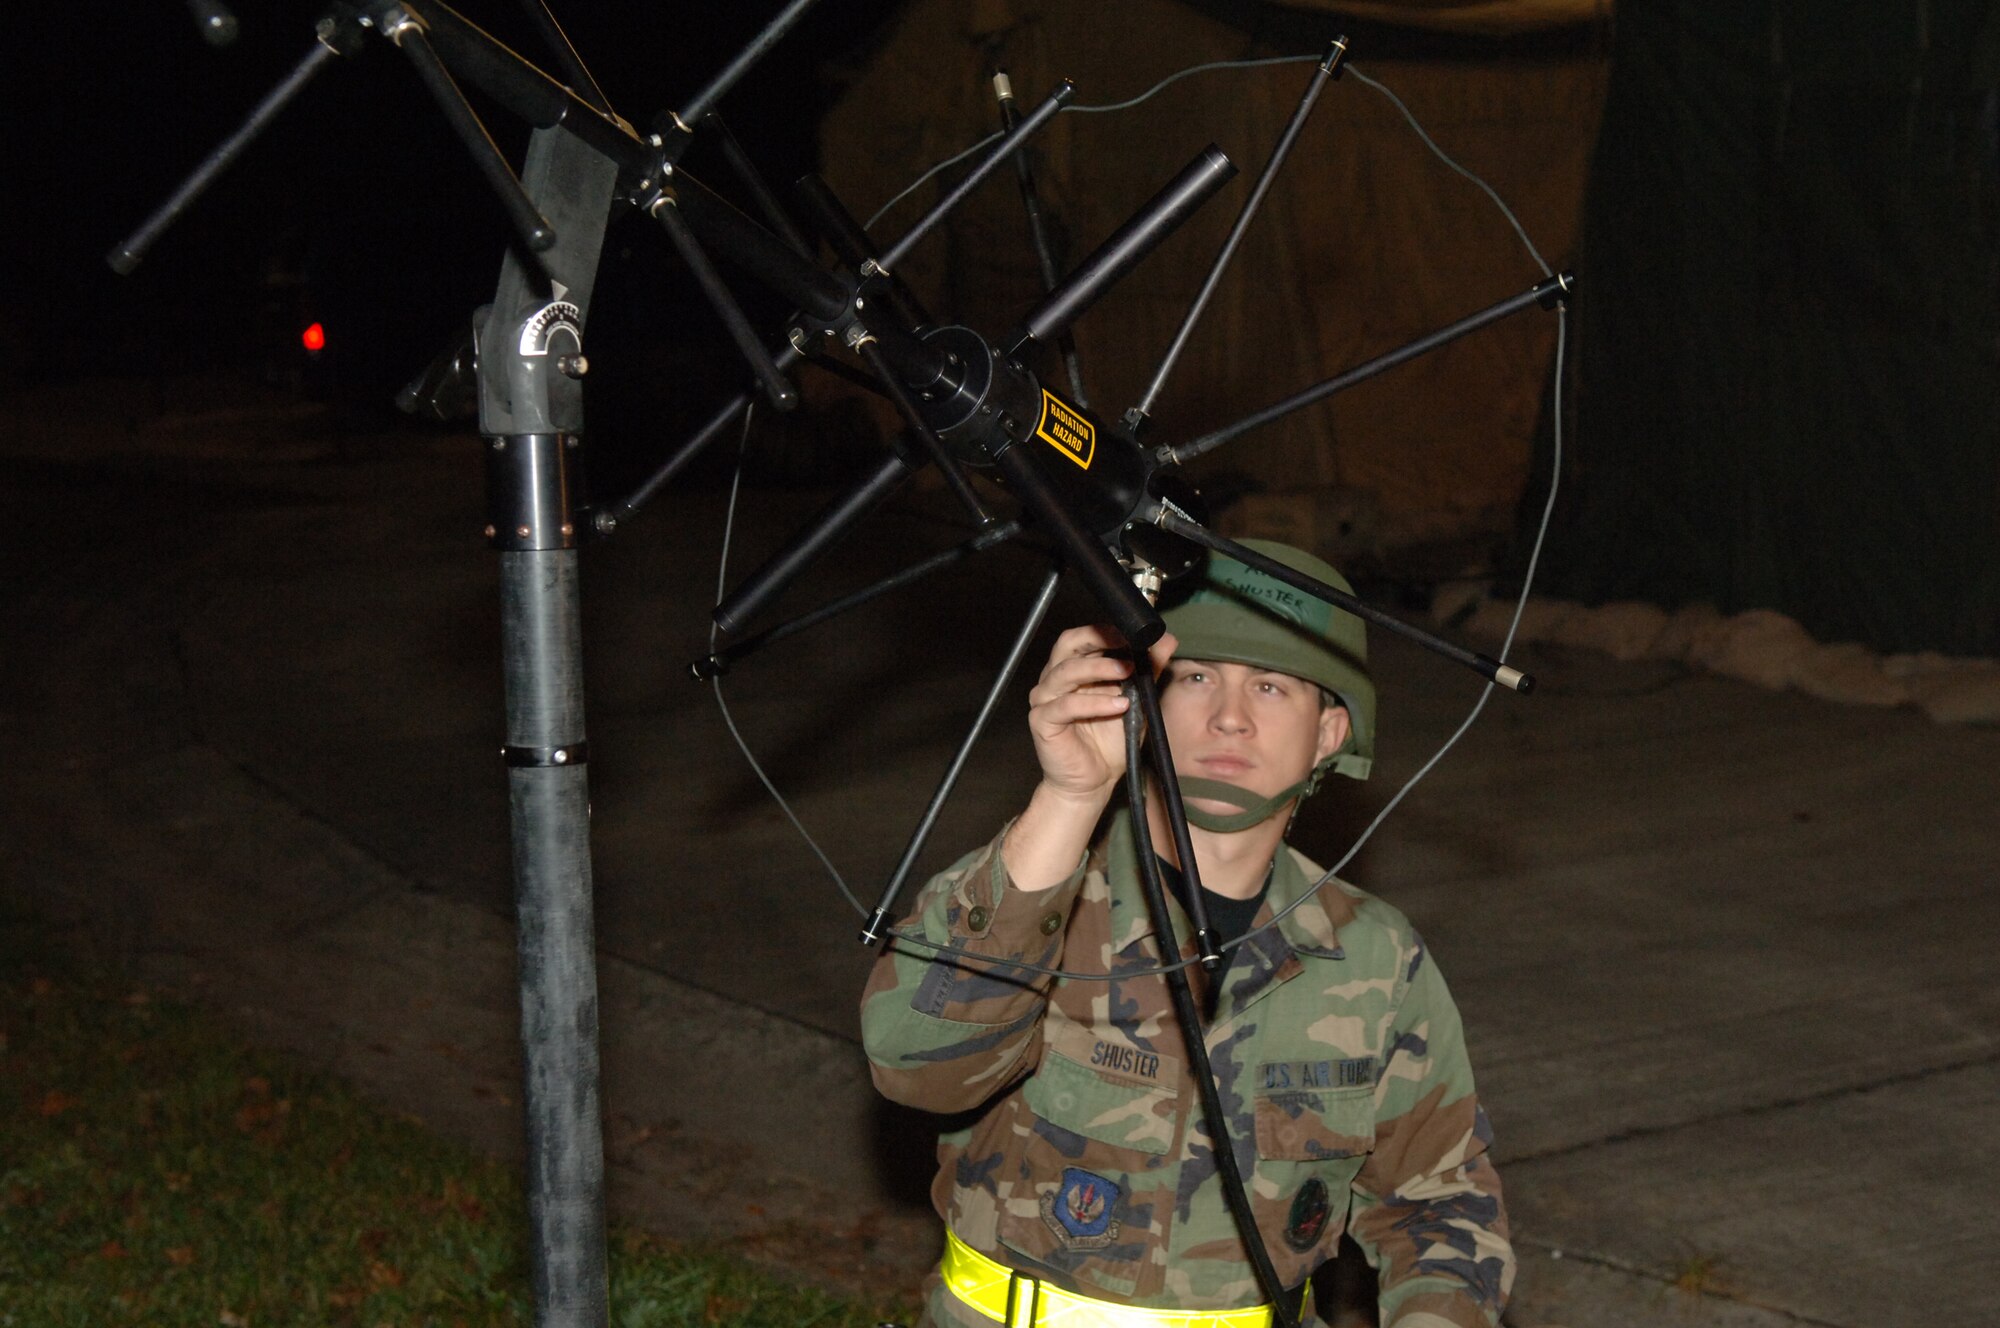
[859, 565, 1062, 945]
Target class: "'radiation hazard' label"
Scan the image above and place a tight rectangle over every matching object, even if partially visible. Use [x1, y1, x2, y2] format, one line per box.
[1035, 390, 1095, 470]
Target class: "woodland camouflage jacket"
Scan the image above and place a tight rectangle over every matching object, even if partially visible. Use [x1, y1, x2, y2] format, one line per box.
[861, 811, 1513, 1328]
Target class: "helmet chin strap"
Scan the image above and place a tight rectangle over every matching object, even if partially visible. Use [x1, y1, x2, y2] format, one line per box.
[1169, 775, 1315, 833]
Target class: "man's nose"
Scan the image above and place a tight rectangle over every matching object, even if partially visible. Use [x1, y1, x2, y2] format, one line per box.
[1209, 689, 1251, 733]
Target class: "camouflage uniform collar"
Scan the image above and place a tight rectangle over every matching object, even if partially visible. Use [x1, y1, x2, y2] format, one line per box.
[1102, 809, 1348, 963]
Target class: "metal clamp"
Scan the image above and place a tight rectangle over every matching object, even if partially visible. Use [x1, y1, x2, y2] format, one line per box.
[503, 742, 588, 768]
[485, 433, 578, 551]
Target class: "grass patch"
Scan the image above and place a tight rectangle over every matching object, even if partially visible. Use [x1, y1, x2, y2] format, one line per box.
[0, 919, 913, 1327]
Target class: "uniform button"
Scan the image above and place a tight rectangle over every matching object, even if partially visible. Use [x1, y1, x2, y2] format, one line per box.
[967, 905, 992, 932]
[1039, 911, 1063, 935]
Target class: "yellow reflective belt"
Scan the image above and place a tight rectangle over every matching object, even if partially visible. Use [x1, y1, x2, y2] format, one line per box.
[941, 1229, 1297, 1328]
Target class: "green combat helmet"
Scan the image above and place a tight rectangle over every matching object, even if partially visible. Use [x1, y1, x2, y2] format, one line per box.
[1159, 538, 1375, 784]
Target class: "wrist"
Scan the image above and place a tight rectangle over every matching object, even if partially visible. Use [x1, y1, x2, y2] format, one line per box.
[1032, 778, 1116, 816]
[1002, 781, 1111, 892]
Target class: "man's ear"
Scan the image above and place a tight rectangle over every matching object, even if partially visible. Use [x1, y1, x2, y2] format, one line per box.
[1315, 702, 1352, 766]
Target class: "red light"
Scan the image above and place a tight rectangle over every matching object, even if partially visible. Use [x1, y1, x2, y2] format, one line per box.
[301, 322, 326, 352]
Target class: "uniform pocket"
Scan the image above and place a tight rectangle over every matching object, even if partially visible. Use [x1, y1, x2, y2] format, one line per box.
[997, 1050, 1179, 1299]
[1251, 1085, 1374, 1277]
[1022, 1049, 1178, 1156]
[1254, 1084, 1375, 1160]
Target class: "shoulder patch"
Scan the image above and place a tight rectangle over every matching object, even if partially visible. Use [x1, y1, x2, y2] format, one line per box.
[1284, 1177, 1333, 1251]
[1041, 1167, 1123, 1249]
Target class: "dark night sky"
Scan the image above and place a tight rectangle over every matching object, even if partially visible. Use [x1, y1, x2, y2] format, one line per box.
[19, 1, 901, 405]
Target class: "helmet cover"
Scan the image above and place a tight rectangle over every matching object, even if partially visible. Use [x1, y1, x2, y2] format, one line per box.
[1159, 539, 1374, 781]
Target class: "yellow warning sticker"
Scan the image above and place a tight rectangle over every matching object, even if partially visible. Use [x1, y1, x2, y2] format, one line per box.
[1035, 390, 1096, 470]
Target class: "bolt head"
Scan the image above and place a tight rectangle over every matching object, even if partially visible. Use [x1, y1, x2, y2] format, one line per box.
[483, 524, 496, 538]
[516, 524, 532, 538]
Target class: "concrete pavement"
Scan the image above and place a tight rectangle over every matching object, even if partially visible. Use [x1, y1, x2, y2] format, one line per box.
[5, 375, 1997, 1324]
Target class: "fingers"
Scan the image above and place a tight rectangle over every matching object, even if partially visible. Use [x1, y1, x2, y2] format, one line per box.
[1026, 623, 1160, 801]
[1032, 627, 1129, 699]
[1047, 623, 1121, 661]
[1029, 624, 1180, 714]
[1033, 687, 1132, 733]
[1030, 651, 1131, 703]
[1044, 624, 1177, 672]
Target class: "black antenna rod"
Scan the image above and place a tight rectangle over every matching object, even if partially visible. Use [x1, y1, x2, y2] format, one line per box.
[704, 111, 816, 258]
[692, 521, 1022, 680]
[793, 173, 930, 327]
[994, 69, 1090, 406]
[515, 0, 613, 114]
[674, 0, 821, 129]
[858, 565, 1062, 946]
[1165, 271, 1574, 465]
[650, 196, 799, 410]
[1148, 510, 1533, 692]
[389, 13, 556, 254]
[880, 81, 1075, 270]
[1128, 37, 1348, 427]
[1007, 145, 1238, 354]
[410, 0, 645, 168]
[1119, 682, 1299, 1328]
[107, 33, 349, 273]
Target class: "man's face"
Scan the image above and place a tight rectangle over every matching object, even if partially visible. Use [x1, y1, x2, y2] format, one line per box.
[1158, 657, 1350, 808]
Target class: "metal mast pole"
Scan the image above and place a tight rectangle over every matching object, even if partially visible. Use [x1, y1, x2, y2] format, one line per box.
[476, 124, 620, 1328]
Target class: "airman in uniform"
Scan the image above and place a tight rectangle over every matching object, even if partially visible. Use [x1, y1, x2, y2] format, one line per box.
[863, 541, 1512, 1328]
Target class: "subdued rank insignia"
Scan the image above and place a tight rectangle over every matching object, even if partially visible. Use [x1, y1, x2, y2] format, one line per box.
[1042, 1167, 1122, 1249]
[1035, 390, 1095, 470]
[1284, 1177, 1332, 1252]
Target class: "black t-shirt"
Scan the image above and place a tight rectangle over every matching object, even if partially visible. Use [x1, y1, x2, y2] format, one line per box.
[1156, 855, 1272, 1017]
